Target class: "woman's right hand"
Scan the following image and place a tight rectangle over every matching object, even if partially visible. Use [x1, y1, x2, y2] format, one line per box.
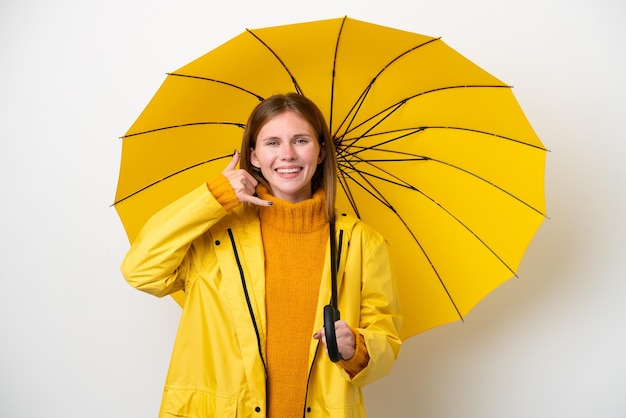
[223, 151, 272, 207]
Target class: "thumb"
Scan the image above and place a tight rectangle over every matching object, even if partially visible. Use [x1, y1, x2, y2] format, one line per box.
[313, 329, 325, 342]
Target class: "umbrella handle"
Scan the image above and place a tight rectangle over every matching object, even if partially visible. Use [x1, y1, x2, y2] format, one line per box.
[323, 304, 342, 362]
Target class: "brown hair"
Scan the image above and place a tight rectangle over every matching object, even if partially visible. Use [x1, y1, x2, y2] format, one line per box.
[240, 93, 337, 221]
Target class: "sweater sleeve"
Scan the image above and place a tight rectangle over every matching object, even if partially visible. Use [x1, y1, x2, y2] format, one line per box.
[207, 174, 239, 212]
[338, 327, 370, 378]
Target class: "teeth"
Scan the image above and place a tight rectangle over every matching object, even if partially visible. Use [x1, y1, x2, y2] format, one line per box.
[277, 168, 301, 174]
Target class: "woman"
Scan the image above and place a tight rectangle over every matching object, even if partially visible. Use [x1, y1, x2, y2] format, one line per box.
[121, 93, 402, 417]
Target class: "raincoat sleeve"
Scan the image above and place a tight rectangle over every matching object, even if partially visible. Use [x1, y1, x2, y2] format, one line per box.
[121, 183, 232, 298]
[349, 223, 402, 386]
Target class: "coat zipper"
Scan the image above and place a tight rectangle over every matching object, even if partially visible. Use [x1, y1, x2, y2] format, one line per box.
[227, 228, 269, 414]
[227, 228, 267, 372]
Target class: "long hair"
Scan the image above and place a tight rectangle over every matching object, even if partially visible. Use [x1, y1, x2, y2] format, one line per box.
[240, 93, 337, 221]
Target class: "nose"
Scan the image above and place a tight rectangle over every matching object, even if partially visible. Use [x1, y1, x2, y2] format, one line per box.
[279, 142, 297, 160]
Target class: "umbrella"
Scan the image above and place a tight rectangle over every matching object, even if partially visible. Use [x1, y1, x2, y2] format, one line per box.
[114, 16, 547, 340]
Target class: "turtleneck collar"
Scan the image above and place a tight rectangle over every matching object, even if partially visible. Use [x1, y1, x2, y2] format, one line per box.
[257, 184, 328, 233]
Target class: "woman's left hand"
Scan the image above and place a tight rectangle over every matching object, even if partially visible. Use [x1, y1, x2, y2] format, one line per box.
[313, 320, 356, 360]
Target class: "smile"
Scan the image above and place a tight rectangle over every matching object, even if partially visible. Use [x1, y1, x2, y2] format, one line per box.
[276, 168, 301, 174]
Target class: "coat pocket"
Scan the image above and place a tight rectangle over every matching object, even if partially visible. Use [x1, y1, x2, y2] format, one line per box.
[163, 385, 238, 418]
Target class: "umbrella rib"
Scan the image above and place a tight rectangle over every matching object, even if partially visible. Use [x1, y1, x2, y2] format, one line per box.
[112, 154, 231, 206]
[426, 155, 547, 217]
[343, 142, 547, 218]
[343, 127, 424, 152]
[434, 125, 547, 150]
[340, 124, 548, 217]
[347, 125, 548, 155]
[167, 73, 265, 101]
[342, 84, 512, 145]
[333, 37, 441, 139]
[341, 100, 408, 148]
[342, 154, 528, 277]
[337, 169, 361, 218]
[329, 16, 348, 135]
[338, 161, 394, 211]
[121, 121, 245, 139]
[245, 28, 303, 95]
[338, 167, 465, 321]
[337, 83, 384, 145]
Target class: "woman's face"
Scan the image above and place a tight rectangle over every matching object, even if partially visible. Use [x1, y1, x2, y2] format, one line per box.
[250, 111, 325, 202]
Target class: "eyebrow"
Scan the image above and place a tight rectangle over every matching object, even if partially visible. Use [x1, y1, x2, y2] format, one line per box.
[260, 133, 313, 141]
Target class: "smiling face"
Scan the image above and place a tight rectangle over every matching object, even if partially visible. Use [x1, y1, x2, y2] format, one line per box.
[250, 111, 326, 203]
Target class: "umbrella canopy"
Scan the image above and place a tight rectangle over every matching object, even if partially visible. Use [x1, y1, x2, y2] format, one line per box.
[114, 16, 547, 340]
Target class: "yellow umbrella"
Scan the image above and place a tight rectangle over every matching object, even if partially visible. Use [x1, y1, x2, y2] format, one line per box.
[114, 16, 547, 340]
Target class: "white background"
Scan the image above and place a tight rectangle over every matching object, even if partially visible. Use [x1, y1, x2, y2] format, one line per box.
[1, 0, 625, 417]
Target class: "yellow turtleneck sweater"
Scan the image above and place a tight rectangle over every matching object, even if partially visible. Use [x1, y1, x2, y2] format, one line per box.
[208, 177, 369, 417]
[257, 185, 328, 418]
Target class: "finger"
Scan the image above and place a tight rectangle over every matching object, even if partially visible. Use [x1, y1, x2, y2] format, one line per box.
[334, 322, 356, 360]
[334, 321, 349, 334]
[231, 175, 256, 194]
[336, 323, 355, 341]
[242, 194, 273, 207]
[223, 150, 239, 173]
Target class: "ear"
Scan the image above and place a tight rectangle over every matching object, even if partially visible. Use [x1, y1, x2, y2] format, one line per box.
[317, 144, 326, 164]
[250, 148, 261, 168]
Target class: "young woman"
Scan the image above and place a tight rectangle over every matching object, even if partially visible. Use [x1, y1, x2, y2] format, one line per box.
[121, 93, 402, 418]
